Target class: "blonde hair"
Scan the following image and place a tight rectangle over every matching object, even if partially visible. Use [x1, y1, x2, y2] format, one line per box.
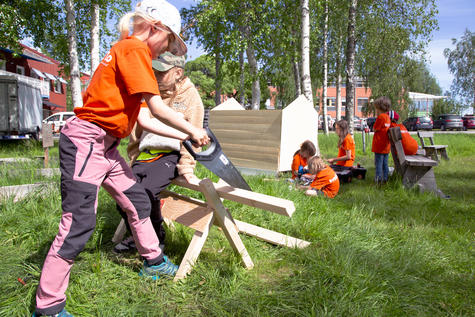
[118, 11, 157, 41]
[308, 156, 327, 174]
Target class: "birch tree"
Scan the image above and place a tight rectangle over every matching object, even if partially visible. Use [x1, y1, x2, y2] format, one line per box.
[300, 0, 313, 104]
[65, 0, 83, 108]
[90, 1, 100, 74]
[322, 0, 329, 134]
[444, 29, 475, 113]
[345, 0, 357, 134]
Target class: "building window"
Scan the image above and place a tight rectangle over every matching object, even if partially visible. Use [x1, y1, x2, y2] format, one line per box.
[357, 98, 368, 112]
[0, 59, 5, 70]
[326, 97, 336, 106]
[54, 80, 62, 94]
[16, 65, 25, 75]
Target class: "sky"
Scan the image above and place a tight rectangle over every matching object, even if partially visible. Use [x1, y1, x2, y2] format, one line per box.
[426, 0, 475, 93]
[131, 0, 475, 94]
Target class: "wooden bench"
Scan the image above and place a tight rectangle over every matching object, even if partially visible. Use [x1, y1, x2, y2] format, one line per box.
[112, 177, 310, 281]
[389, 127, 447, 198]
[417, 131, 449, 161]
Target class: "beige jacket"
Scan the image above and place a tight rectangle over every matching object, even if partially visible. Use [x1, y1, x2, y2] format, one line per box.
[127, 77, 204, 176]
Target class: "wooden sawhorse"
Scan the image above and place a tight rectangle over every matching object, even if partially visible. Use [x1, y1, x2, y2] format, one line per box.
[112, 177, 310, 281]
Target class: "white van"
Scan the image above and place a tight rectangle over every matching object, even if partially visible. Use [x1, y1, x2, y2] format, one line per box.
[43, 111, 75, 133]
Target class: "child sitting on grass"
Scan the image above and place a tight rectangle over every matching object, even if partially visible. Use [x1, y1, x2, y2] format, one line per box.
[327, 119, 355, 170]
[290, 140, 316, 181]
[303, 156, 340, 198]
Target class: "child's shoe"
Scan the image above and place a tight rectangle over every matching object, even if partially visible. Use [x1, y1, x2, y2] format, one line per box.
[32, 308, 73, 317]
[139, 256, 178, 280]
[113, 236, 136, 253]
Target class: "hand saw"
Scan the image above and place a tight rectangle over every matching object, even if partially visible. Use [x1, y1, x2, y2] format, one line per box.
[183, 127, 252, 191]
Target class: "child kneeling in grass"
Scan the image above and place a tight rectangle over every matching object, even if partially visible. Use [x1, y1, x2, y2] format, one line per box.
[304, 156, 340, 198]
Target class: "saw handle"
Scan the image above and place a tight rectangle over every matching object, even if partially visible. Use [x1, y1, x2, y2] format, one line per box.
[183, 127, 221, 161]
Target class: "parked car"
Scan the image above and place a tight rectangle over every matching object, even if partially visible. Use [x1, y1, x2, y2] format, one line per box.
[43, 111, 75, 133]
[319, 115, 335, 130]
[366, 117, 376, 131]
[462, 115, 475, 130]
[432, 114, 463, 131]
[353, 116, 363, 131]
[403, 116, 433, 131]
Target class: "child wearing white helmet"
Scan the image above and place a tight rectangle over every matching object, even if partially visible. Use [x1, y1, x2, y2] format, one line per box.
[32, 1, 209, 316]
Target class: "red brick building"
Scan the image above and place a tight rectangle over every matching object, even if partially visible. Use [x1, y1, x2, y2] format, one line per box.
[0, 44, 78, 117]
[316, 79, 372, 118]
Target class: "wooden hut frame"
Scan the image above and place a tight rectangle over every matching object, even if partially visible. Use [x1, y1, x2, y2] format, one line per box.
[208, 95, 319, 174]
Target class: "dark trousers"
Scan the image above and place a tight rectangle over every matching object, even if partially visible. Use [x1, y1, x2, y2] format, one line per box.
[118, 152, 180, 244]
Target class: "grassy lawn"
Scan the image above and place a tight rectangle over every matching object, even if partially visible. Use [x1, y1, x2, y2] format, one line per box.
[0, 133, 474, 316]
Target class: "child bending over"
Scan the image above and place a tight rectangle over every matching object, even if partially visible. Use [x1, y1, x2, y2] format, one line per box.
[291, 140, 316, 180]
[304, 156, 340, 198]
[388, 110, 418, 155]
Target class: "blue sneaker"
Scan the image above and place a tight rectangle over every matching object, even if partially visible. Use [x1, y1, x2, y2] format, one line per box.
[139, 256, 178, 280]
[32, 308, 73, 317]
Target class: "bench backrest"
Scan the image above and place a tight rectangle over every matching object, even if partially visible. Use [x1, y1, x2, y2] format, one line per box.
[417, 131, 435, 147]
[388, 127, 406, 173]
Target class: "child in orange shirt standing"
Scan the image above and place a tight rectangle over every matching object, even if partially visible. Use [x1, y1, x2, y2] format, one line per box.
[388, 110, 418, 155]
[328, 119, 355, 169]
[291, 140, 316, 180]
[32, 1, 209, 316]
[304, 156, 340, 198]
[372, 97, 391, 184]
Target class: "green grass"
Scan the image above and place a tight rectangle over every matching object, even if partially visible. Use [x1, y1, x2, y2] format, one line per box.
[0, 133, 474, 316]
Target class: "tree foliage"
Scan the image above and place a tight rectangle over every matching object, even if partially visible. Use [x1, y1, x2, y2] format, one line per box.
[0, 4, 26, 52]
[444, 29, 475, 111]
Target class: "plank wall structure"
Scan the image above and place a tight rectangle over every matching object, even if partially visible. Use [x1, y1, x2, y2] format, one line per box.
[208, 95, 319, 174]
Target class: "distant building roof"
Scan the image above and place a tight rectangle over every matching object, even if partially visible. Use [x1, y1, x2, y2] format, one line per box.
[0, 47, 52, 64]
[408, 92, 446, 100]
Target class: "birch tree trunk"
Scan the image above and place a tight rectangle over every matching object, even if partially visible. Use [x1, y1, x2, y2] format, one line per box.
[246, 44, 260, 110]
[65, 0, 83, 108]
[336, 35, 343, 121]
[336, 73, 342, 120]
[322, 0, 329, 134]
[293, 60, 302, 98]
[214, 32, 222, 106]
[239, 49, 245, 106]
[300, 0, 313, 104]
[345, 0, 357, 135]
[90, 2, 100, 75]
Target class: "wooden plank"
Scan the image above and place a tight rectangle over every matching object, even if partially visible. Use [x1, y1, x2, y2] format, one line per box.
[42, 122, 54, 148]
[234, 219, 310, 249]
[161, 195, 214, 233]
[0, 183, 52, 202]
[226, 157, 278, 171]
[210, 130, 281, 143]
[209, 110, 281, 121]
[219, 147, 279, 164]
[172, 176, 295, 217]
[209, 113, 282, 124]
[210, 121, 282, 136]
[112, 219, 127, 244]
[219, 143, 279, 156]
[199, 178, 254, 269]
[174, 221, 214, 281]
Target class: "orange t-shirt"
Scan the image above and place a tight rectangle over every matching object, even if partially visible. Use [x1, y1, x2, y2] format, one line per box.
[291, 152, 308, 179]
[372, 113, 391, 154]
[75, 36, 160, 139]
[391, 122, 418, 155]
[336, 133, 355, 167]
[310, 166, 340, 198]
